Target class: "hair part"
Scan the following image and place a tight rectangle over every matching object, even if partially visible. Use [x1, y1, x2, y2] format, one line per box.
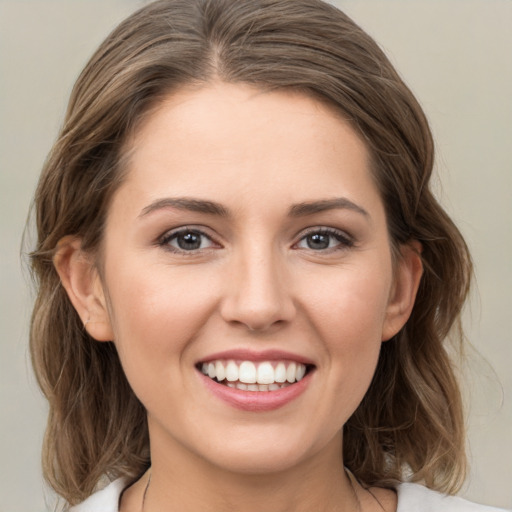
[29, 0, 471, 505]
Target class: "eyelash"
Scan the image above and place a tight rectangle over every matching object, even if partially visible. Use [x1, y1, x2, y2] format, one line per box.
[158, 227, 354, 254]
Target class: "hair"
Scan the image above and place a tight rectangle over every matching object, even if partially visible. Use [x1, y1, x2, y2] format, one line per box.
[29, 0, 472, 506]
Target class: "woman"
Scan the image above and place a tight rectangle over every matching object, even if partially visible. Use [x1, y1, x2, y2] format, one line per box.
[29, 0, 506, 510]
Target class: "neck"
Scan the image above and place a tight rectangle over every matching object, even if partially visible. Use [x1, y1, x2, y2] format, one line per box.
[131, 431, 361, 512]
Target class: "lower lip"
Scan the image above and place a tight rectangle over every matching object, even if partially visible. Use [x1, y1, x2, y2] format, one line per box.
[198, 371, 313, 412]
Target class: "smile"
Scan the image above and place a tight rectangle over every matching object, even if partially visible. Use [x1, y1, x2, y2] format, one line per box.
[196, 350, 315, 411]
[200, 360, 308, 391]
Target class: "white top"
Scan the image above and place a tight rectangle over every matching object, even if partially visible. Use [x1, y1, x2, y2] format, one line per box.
[70, 478, 509, 512]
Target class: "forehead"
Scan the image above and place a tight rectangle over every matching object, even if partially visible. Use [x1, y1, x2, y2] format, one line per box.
[113, 82, 382, 218]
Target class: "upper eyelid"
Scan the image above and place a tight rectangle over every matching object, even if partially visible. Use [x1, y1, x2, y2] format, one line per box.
[295, 226, 353, 240]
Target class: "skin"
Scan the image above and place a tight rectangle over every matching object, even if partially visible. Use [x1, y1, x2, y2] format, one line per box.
[55, 83, 422, 511]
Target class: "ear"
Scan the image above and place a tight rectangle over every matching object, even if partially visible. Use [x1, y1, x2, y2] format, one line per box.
[53, 236, 114, 342]
[381, 240, 423, 341]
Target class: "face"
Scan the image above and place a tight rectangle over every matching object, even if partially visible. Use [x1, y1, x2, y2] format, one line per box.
[78, 83, 420, 477]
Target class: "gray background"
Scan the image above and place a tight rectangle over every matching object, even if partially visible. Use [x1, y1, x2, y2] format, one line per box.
[1, 1, 510, 511]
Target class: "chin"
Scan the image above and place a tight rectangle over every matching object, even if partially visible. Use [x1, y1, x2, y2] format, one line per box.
[191, 424, 339, 477]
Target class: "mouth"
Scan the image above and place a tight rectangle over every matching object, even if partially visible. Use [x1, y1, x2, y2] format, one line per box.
[197, 359, 314, 392]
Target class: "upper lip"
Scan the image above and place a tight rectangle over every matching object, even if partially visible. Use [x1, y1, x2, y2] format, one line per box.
[197, 348, 315, 366]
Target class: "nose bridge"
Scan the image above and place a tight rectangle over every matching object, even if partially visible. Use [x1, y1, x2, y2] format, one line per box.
[221, 237, 295, 331]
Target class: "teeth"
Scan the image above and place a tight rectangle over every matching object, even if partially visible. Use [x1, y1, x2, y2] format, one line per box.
[286, 362, 297, 383]
[225, 361, 239, 382]
[233, 382, 289, 392]
[199, 359, 308, 388]
[274, 362, 287, 383]
[215, 361, 225, 382]
[257, 362, 275, 384]
[239, 361, 257, 384]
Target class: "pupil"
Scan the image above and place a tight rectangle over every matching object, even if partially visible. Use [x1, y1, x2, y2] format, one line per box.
[178, 232, 201, 250]
[307, 233, 329, 250]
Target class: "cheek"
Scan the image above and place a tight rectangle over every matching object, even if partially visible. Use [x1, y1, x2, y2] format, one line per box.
[302, 260, 392, 340]
[299, 261, 392, 395]
[102, 260, 218, 385]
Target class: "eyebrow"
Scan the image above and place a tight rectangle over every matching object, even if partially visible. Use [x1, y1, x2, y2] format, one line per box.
[139, 198, 229, 218]
[288, 198, 369, 218]
[139, 196, 369, 219]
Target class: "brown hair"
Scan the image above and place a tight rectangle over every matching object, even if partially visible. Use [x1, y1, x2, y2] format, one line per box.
[29, 0, 471, 505]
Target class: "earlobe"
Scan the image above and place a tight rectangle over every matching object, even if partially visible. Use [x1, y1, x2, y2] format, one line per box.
[381, 240, 423, 341]
[53, 236, 114, 342]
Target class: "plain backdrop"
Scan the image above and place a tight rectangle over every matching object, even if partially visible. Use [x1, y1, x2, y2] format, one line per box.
[0, 1, 510, 511]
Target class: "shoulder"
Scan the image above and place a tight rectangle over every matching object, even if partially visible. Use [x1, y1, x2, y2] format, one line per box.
[69, 478, 127, 512]
[396, 483, 510, 512]
[68, 479, 510, 512]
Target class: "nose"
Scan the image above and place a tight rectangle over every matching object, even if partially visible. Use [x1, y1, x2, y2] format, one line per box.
[220, 246, 296, 332]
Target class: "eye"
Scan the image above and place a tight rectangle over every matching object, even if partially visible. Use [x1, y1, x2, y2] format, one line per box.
[295, 228, 353, 251]
[160, 228, 217, 252]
